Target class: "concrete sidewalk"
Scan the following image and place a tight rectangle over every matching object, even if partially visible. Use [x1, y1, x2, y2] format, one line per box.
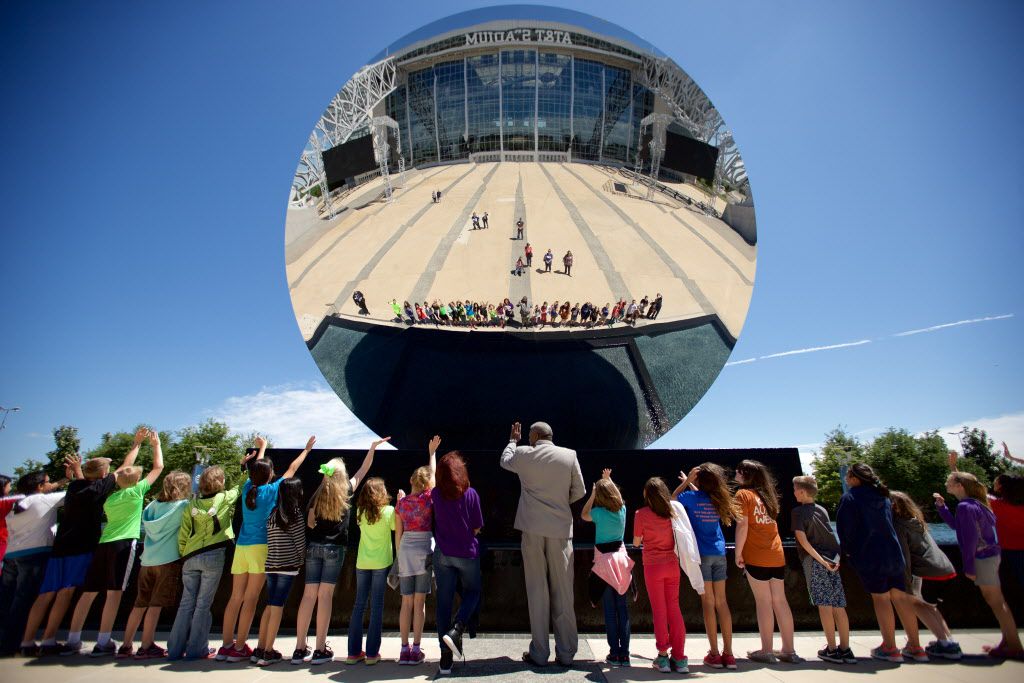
[1, 630, 1020, 682]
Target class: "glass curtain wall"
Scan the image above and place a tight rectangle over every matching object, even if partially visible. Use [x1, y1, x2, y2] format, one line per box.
[466, 54, 501, 153]
[602, 65, 632, 163]
[572, 58, 604, 160]
[434, 60, 467, 162]
[500, 50, 537, 152]
[385, 85, 411, 166]
[408, 68, 438, 165]
[537, 52, 572, 152]
[630, 84, 655, 166]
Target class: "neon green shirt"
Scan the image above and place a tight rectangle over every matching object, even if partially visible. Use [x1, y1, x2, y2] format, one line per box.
[99, 479, 152, 543]
[356, 505, 395, 570]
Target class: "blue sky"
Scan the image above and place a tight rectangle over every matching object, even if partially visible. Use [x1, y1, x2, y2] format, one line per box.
[1, 0, 1022, 474]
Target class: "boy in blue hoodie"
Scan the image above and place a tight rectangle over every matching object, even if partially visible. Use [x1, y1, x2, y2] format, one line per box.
[120, 470, 192, 658]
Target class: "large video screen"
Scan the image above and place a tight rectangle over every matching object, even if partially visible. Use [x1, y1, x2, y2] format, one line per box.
[322, 135, 377, 191]
[663, 131, 719, 182]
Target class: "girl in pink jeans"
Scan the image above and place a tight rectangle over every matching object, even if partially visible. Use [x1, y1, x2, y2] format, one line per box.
[633, 477, 687, 673]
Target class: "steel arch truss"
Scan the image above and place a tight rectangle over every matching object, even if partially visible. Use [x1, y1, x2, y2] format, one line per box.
[637, 55, 748, 193]
[292, 57, 398, 208]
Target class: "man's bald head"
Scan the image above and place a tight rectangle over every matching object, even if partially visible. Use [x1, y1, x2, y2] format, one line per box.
[529, 421, 553, 446]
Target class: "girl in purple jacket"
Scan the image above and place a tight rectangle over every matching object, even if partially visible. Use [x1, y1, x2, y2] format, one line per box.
[935, 472, 1022, 659]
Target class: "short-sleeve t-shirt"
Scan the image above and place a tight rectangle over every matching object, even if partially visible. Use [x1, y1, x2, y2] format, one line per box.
[307, 506, 352, 546]
[431, 487, 484, 559]
[790, 502, 840, 562]
[396, 491, 433, 532]
[5, 492, 66, 556]
[735, 488, 784, 567]
[677, 490, 726, 557]
[356, 505, 395, 570]
[991, 497, 1024, 551]
[99, 479, 152, 544]
[52, 475, 117, 557]
[237, 479, 283, 546]
[634, 507, 676, 565]
[591, 506, 626, 544]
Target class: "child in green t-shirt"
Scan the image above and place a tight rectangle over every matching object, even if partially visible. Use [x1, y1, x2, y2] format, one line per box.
[346, 477, 395, 665]
[64, 427, 165, 657]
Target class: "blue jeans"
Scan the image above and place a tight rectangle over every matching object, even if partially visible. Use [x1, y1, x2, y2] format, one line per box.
[348, 566, 389, 657]
[167, 547, 225, 659]
[304, 543, 344, 585]
[0, 552, 49, 655]
[602, 584, 630, 658]
[433, 549, 481, 652]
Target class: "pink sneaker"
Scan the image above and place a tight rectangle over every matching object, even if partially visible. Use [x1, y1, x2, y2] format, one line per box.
[399, 647, 410, 665]
[409, 647, 425, 665]
[215, 644, 234, 661]
[721, 653, 737, 669]
[226, 643, 253, 663]
[703, 651, 723, 668]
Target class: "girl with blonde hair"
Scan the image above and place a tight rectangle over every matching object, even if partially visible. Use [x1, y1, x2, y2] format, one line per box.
[293, 437, 390, 665]
[395, 436, 439, 665]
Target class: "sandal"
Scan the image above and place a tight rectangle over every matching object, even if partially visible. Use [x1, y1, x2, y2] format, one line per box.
[747, 650, 778, 664]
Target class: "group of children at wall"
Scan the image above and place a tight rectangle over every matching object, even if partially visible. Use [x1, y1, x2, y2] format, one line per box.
[1, 434, 1023, 674]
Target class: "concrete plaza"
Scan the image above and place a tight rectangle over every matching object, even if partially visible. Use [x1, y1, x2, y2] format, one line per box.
[2, 630, 1019, 682]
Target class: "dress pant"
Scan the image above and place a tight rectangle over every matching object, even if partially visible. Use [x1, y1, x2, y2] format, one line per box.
[521, 531, 577, 665]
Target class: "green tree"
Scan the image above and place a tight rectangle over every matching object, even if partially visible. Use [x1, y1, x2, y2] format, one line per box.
[14, 426, 80, 481]
[164, 419, 255, 492]
[811, 427, 864, 512]
[13, 458, 48, 480]
[956, 427, 1009, 482]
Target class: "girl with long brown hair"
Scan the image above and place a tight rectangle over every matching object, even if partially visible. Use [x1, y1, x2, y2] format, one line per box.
[733, 460, 799, 664]
[633, 477, 687, 673]
[673, 463, 738, 669]
[346, 475, 395, 665]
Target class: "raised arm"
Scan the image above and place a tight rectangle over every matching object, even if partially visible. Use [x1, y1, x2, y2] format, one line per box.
[672, 466, 699, 498]
[428, 435, 440, 487]
[144, 429, 165, 485]
[581, 484, 597, 522]
[351, 437, 390, 489]
[65, 454, 84, 482]
[282, 434, 316, 479]
[1003, 441, 1024, 465]
[948, 450, 959, 473]
[118, 427, 149, 473]
[500, 422, 521, 472]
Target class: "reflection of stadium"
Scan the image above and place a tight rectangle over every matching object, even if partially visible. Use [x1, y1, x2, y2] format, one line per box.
[286, 8, 757, 449]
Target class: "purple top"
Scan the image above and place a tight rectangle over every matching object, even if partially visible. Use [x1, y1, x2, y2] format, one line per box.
[936, 497, 1000, 576]
[431, 486, 483, 559]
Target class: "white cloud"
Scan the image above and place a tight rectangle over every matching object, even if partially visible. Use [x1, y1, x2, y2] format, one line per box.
[211, 383, 393, 450]
[892, 314, 1013, 338]
[930, 411, 1024, 456]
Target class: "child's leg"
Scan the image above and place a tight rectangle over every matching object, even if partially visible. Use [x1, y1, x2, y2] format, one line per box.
[817, 606, 836, 649]
[187, 552, 223, 657]
[68, 591, 98, 639]
[295, 583, 318, 651]
[366, 568, 388, 657]
[263, 606, 284, 652]
[21, 592, 55, 644]
[41, 587, 75, 641]
[768, 578, 794, 653]
[870, 592, 897, 649]
[699, 586, 719, 654]
[664, 566, 685, 659]
[615, 589, 630, 657]
[834, 607, 851, 650]
[644, 564, 670, 655]
[601, 585, 619, 655]
[167, 562, 200, 658]
[413, 593, 427, 645]
[235, 573, 266, 648]
[140, 607, 161, 649]
[257, 608, 270, 650]
[890, 589, 921, 649]
[348, 569, 371, 656]
[979, 584, 1023, 651]
[912, 598, 950, 641]
[98, 589, 123, 637]
[122, 605, 146, 648]
[744, 574, 775, 653]
[399, 594, 413, 646]
[713, 581, 733, 655]
[315, 583, 336, 652]
[221, 573, 248, 646]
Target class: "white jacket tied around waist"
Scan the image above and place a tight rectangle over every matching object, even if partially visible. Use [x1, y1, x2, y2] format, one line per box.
[669, 500, 705, 595]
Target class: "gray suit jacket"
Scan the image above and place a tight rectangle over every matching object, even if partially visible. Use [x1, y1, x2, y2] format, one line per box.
[501, 439, 586, 538]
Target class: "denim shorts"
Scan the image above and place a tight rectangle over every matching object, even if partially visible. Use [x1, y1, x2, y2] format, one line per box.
[304, 543, 345, 585]
[399, 571, 432, 596]
[265, 572, 297, 606]
[699, 554, 727, 582]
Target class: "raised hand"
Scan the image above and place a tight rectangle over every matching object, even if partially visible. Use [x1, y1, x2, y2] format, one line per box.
[305, 435, 317, 451]
[602, 468, 612, 480]
[510, 421, 522, 443]
[148, 429, 161, 447]
[429, 435, 442, 454]
[132, 427, 149, 446]
[397, 488, 406, 501]
[371, 436, 391, 449]
[947, 450, 958, 471]
[254, 435, 268, 449]
[932, 492, 946, 506]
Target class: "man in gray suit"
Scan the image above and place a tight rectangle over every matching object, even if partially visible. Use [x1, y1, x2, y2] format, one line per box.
[501, 421, 586, 666]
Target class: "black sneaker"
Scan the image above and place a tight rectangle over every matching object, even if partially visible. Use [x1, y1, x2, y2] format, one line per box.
[818, 647, 844, 664]
[258, 649, 282, 666]
[59, 642, 82, 656]
[439, 648, 453, 675]
[838, 647, 857, 664]
[250, 647, 265, 664]
[39, 643, 63, 657]
[18, 644, 39, 657]
[291, 646, 312, 665]
[442, 621, 465, 660]
[310, 645, 334, 665]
